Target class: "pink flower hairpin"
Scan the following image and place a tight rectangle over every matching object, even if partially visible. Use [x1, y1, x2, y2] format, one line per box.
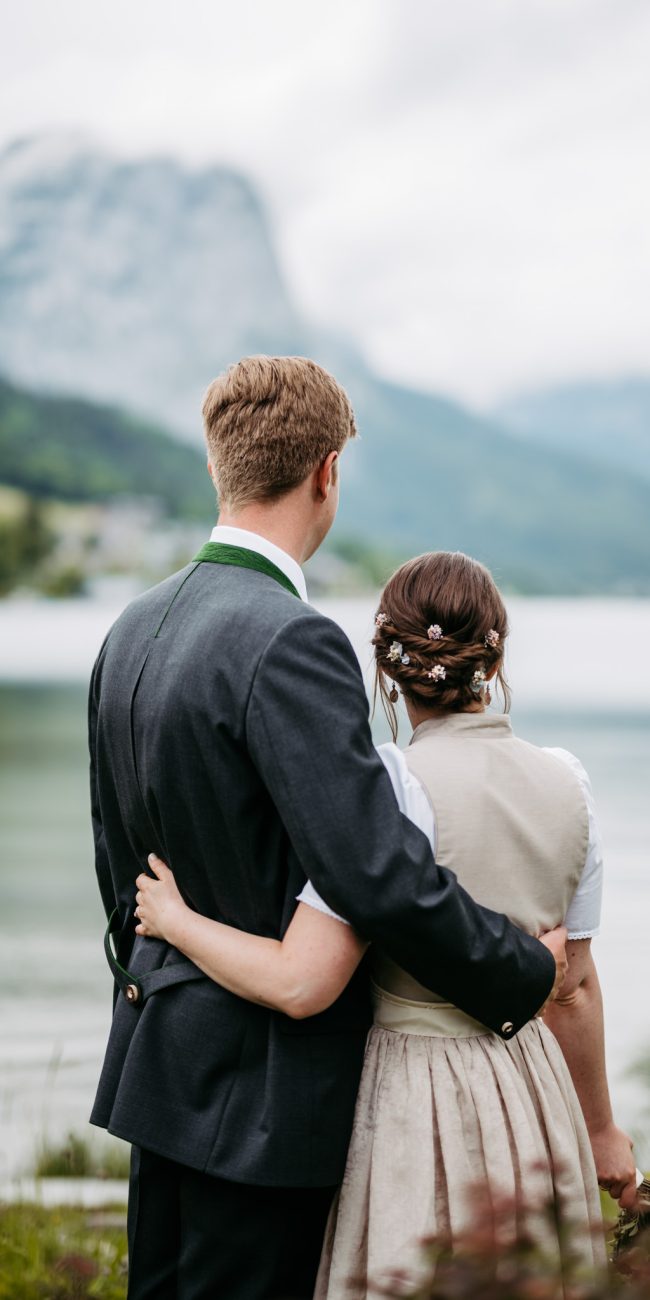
[427, 624, 443, 641]
[425, 665, 446, 682]
[485, 629, 500, 648]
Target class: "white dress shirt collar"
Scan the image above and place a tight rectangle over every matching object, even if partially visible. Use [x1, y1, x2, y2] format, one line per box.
[209, 525, 308, 602]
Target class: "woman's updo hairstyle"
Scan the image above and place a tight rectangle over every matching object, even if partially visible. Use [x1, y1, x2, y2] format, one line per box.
[373, 551, 510, 740]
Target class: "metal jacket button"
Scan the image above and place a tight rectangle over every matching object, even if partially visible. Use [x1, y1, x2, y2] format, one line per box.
[125, 984, 140, 1004]
[501, 1021, 514, 1035]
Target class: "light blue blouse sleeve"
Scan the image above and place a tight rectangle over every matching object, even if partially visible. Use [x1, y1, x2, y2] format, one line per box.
[544, 747, 604, 939]
[296, 743, 436, 923]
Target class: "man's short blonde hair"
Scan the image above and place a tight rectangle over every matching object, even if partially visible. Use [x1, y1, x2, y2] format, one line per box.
[202, 355, 357, 509]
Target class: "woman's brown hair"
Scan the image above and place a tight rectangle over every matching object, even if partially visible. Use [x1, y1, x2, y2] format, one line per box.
[373, 551, 511, 741]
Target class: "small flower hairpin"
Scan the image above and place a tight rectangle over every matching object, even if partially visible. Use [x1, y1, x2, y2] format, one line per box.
[427, 624, 443, 640]
[375, 612, 388, 627]
[484, 629, 500, 648]
[470, 667, 487, 694]
[425, 664, 446, 682]
[387, 641, 410, 665]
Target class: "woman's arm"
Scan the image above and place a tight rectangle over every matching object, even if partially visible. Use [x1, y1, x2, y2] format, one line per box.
[543, 939, 638, 1209]
[135, 854, 368, 1019]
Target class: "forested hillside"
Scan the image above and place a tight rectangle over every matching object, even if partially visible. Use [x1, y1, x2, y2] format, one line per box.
[0, 377, 212, 519]
[3, 373, 650, 595]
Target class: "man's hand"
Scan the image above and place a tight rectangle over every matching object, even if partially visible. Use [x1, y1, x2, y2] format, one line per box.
[535, 925, 568, 1016]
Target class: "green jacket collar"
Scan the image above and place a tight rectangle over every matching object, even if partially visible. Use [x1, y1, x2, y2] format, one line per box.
[193, 542, 301, 600]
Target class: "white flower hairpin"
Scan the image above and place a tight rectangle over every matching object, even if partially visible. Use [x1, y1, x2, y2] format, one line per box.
[484, 629, 500, 648]
[375, 612, 388, 627]
[425, 664, 446, 682]
[387, 641, 410, 666]
[470, 667, 487, 694]
[427, 624, 443, 640]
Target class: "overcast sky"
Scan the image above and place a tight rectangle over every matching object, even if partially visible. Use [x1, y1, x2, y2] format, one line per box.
[2, 0, 649, 407]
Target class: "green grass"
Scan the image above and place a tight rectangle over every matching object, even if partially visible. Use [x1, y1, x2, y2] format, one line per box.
[0, 1190, 646, 1299]
[34, 1134, 130, 1181]
[0, 1203, 127, 1300]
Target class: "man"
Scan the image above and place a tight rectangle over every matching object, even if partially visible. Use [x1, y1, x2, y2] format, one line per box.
[89, 356, 565, 1299]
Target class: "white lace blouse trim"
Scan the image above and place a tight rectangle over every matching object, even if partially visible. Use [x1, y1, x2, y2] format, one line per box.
[296, 742, 603, 941]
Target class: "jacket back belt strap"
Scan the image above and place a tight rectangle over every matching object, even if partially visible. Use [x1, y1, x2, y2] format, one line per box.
[104, 908, 205, 1005]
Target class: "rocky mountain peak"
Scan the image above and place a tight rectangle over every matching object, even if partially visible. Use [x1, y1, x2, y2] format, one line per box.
[0, 134, 303, 436]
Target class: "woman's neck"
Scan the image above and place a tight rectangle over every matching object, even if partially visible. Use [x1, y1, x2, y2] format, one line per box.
[404, 699, 486, 731]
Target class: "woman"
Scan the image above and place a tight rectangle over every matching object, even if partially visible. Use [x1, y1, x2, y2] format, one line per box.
[134, 551, 636, 1294]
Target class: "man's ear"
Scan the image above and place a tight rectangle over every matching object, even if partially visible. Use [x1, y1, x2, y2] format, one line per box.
[315, 451, 339, 501]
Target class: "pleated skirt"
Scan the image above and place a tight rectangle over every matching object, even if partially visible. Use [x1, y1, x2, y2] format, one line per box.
[314, 1013, 606, 1298]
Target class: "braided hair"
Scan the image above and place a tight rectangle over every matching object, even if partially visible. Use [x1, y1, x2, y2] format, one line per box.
[372, 551, 510, 740]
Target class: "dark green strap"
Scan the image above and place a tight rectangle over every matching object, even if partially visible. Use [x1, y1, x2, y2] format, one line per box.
[104, 908, 204, 1005]
[193, 542, 300, 600]
[105, 908, 136, 986]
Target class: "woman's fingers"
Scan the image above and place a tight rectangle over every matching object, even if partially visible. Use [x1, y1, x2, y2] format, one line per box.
[619, 1178, 641, 1212]
[134, 878, 160, 905]
[147, 853, 171, 879]
[133, 855, 175, 943]
[135, 857, 171, 892]
[605, 1175, 639, 1209]
[593, 1125, 636, 1206]
[134, 856, 174, 935]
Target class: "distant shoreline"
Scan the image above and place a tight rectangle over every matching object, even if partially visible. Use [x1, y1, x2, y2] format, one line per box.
[0, 593, 649, 711]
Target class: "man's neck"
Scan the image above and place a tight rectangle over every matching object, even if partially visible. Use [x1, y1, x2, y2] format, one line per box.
[217, 504, 309, 567]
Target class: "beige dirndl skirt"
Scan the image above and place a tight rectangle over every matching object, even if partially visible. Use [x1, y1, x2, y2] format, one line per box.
[314, 987, 606, 1299]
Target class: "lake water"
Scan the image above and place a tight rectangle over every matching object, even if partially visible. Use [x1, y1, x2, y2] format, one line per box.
[0, 595, 649, 1181]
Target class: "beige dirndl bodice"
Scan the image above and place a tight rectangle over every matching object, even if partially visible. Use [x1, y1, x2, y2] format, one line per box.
[315, 714, 605, 1298]
[372, 711, 588, 1026]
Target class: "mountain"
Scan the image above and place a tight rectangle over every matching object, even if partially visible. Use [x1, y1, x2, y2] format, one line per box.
[0, 134, 307, 436]
[336, 378, 650, 593]
[0, 376, 212, 519]
[1, 133, 650, 594]
[496, 379, 650, 481]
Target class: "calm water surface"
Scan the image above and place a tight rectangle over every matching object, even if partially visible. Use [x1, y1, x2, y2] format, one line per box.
[0, 597, 649, 1179]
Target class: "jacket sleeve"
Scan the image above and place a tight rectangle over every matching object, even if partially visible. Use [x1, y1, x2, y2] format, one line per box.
[88, 643, 116, 924]
[245, 611, 554, 1037]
